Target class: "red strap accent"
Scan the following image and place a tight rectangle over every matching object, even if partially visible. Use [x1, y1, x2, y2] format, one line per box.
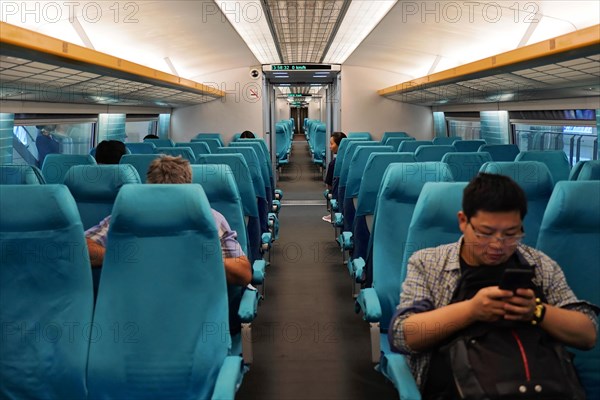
[511, 329, 531, 382]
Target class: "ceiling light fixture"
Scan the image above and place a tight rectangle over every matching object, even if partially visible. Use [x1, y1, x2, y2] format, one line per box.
[215, 1, 281, 64]
[323, 0, 397, 64]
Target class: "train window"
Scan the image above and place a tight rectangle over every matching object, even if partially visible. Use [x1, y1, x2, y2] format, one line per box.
[513, 123, 597, 165]
[447, 119, 481, 140]
[125, 120, 158, 143]
[12, 122, 95, 167]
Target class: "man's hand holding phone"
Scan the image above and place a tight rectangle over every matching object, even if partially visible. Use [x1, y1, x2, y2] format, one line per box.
[499, 269, 536, 321]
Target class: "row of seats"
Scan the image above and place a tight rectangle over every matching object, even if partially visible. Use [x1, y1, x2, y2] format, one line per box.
[1, 183, 250, 399]
[275, 119, 294, 168]
[354, 178, 600, 399]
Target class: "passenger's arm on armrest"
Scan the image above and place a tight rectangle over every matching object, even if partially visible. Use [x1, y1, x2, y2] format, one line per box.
[86, 238, 105, 268]
[224, 255, 252, 286]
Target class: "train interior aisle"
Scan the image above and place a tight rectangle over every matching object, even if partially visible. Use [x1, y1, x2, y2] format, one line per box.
[238, 133, 397, 399]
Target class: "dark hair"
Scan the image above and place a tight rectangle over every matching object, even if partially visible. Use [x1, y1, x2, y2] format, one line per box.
[240, 130, 255, 139]
[463, 173, 527, 220]
[331, 131, 347, 146]
[143, 134, 160, 140]
[95, 140, 127, 164]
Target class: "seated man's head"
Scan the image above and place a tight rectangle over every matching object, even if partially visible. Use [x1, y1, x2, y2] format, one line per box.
[143, 134, 160, 140]
[240, 130, 255, 139]
[458, 173, 527, 266]
[95, 140, 127, 164]
[146, 155, 192, 184]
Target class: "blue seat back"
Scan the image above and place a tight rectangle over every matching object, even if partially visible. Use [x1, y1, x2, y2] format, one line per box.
[143, 138, 174, 147]
[385, 137, 415, 151]
[372, 165, 455, 326]
[577, 160, 600, 181]
[312, 123, 327, 165]
[479, 161, 554, 246]
[515, 151, 571, 185]
[155, 146, 197, 163]
[453, 139, 487, 152]
[398, 140, 432, 153]
[223, 146, 271, 200]
[125, 142, 156, 154]
[381, 131, 409, 143]
[414, 145, 455, 161]
[175, 142, 212, 158]
[191, 138, 222, 153]
[441, 152, 493, 182]
[63, 164, 141, 229]
[333, 137, 369, 179]
[41, 154, 96, 184]
[275, 122, 289, 160]
[536, 181, 600, 398]
[217, 147, 266, 199]
[194, 133, 224, 147]
[87, 184, 229, 399]
[478, 144, 519, 161]
[0, 164, 45, 184]
[191, 165, 247, 253]
[348, 132, 372, 140]
[432, 136, 462, 145]
[339, 142, 381, 189]
[119, 154, 160, 183]
[196, 155, 259, 218]
[0, 185, 93, 399]
[569, 160, 587, 180]
[231, 140, 273, 180]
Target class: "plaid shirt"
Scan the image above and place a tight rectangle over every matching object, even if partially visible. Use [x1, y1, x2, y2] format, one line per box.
[85, 209, 245, 259]
[389, 237, 599, 389]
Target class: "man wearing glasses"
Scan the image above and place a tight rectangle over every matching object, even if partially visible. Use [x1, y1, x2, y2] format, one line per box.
[389, 173, 597, 399]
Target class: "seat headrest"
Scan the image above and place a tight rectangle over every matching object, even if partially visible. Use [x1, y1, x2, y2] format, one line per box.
[542, 181, 600, 229]
[382, 162, 455, 201]
[0, 165, 44, 184]
[109, 184, 216, 236]
[0, 185, 80, 231]
[480, 161, 553, 198]
[63, 164, 141, 200]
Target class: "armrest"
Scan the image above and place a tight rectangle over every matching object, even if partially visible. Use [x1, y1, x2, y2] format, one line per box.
[251, 260, 266, 285]
[210, 355, 244, 400]
[271, 200, 281, 213]
[355, 288, 382, 322]
[380, 353, 421, 400]
[274, 189, 283, 200]
[323, 189, 330, 200]
[330, 199, 339, 212]
[333, 213, 343, 227]
[339, 231, 353, 250]
[351, 257, 366, 283]
[261, 232, 272, 245]
[238, 288, 260, 323]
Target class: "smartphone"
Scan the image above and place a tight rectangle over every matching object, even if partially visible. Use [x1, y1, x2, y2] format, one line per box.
[498, 268, 534, 291]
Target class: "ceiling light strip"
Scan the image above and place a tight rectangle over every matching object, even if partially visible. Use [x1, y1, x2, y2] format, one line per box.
[319, 0, 352, 63]
[378, 24, 600, 97]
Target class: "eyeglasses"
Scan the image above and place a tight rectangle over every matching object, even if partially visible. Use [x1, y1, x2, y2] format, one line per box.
[468, 222, 525, 245]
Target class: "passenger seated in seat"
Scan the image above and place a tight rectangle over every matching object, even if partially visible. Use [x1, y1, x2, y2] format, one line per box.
[94, 140, 127, 164]
[143, 134, 159, 140]
[322, 131, 346, 222]
[389, 173, 598, 399]
[85, 155, 252, 286]
[240, 130, 255, 138]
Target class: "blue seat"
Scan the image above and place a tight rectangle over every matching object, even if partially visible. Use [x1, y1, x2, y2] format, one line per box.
[275, 122, 290, 166]
[515, 150, 571, 185]
[41, 154, 96, 184]
[348, 132, 372, 140]
[432, 136, 462, 145]
[125, 142, 156, 154]
[453, 139, 487, 152]
[441, 152, 493, 182]
[480, 161, 554, 246]
[312, 123, 327, 166]
[0, 185, 93, 399]
[191, 165, 263, 359]
[0, 164, 45, 184]
[63, 164, 141, 229]
[414, 145, 455, 162]
[192, 138, 222, 153]
[86, 184, 246, 399]
[478, 144, 520, 161]
[536, 181, 600, 399]
[143, 138, 174, 147]
[350, 153, 417, 280]
[385, 137, 415, 151]
[175, 142, 212, 158]
[569, 160, 588, 180]
[155, 146, 197, 163]
[119, 154, 160, 183]
[382, 132, 409, 144]
[194, 132, 224, 147]
[398, 140, 432, 153]
[197, 154, 263, 263]
[577, 160, 600, 180]
[356, 181, 463, 400]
